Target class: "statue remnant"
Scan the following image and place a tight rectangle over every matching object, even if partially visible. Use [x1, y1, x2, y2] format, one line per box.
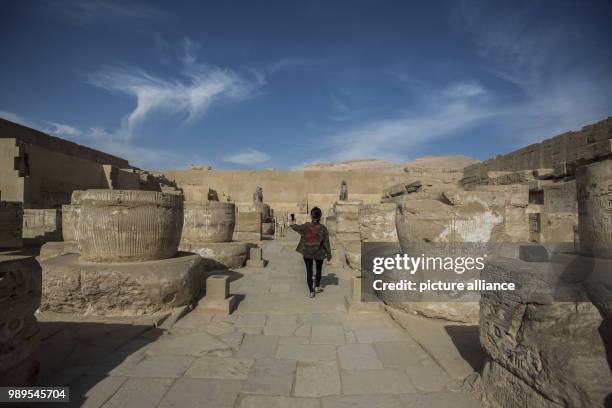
[253, 186, 263, 204]
[207, 188, 219, 202]
[340, 180, 348, 201]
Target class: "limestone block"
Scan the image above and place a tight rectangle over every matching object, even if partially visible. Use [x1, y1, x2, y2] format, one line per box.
[234, 211, 262, 239]
[0, 254, 41, 385]
[61, 204, 78, 242]
[40, 253, 202, 316]
[76, 190, 184, 262]
[359, 203, 398, 242]
[476, 257, 612, 407]
[577, 159, 612, 258]
[543, 181, 577, 213]
[0, 201, 22, 249]
[181, 202, 235, 244]
[246, 247, 265, 268]
[249, 247, 262, 261]
[39, 241, 79, 261]
[262, 222, 275, 236]
[200, 275, 237, 315]
[179, 241, 249, 269]
[23, 208, 62, 245]
[539, 212, 577, 243]
[234, 232, 262, 242]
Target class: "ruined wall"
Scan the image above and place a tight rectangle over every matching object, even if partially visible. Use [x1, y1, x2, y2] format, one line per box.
[463, 117, 612, 178]
[158, 168, 462, 207]
[0, 119, 134, 208]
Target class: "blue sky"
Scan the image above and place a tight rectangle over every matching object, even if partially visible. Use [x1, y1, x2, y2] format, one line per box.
[1, 0, 611, 170]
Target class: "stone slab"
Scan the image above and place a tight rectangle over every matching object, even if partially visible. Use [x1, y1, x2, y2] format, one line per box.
[405, 364, 451, 392]
[239, 396, 320, 408]
[294, 360, 341, 397]
[158, 378, 242, 408]
[179, 241, 249, 269]
[242, 358, 296, 395]
[238, 334, 279, 359]
[38, 241, 78, 261]
[310, 324, 345, 345]
[341, 369, 416, 395]
[124, 354, 195, 378]
[353, 328, 406, 343]
[400, 392, 481, 408]
[185, 356, 254, 380]
[103, 378, 174, 408]
[372, 341, 422, 368]
[276, 344, 337, 361]
[145, 331, 230, 357]
[322, 395, 404, 408]
[338, 344, 383, 370]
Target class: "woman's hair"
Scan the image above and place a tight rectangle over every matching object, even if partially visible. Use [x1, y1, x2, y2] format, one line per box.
[310, 206, 322, 221]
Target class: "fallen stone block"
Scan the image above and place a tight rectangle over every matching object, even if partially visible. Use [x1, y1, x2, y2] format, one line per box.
[38, 241, 79, 261]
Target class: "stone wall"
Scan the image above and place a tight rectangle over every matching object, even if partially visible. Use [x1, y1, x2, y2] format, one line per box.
[0, 199, 22, 249]
[0, 119, 134, 208]
[463, 117, 612, 178]
[157, 168, 462, 211]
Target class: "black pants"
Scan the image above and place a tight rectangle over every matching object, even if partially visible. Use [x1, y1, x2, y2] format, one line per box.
[303, 257, 323, 292]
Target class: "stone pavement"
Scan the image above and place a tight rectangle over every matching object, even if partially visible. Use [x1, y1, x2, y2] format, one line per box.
[60, 232, 481, 407]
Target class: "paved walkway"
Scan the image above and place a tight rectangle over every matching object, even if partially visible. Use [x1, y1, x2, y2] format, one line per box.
[64, 233, 481, 407]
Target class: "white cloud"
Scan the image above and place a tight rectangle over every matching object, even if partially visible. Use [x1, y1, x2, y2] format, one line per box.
[222, 148, 271, 165]
[443, 82, 486, 98]
[0, 111, 33, 127]
[46, 122, 81, 138]
[88, 65, 256, 140]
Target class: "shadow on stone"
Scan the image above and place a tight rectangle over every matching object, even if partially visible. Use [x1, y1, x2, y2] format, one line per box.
[320, 273, 339, 288]
[443, 325, 487, 372]
[37, 319, 164, 406]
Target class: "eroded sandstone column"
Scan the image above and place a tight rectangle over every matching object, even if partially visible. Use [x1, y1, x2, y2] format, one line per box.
[76, 190, 184, 262]
[181, 202, 235, 244]
[577, 159, 612, 258]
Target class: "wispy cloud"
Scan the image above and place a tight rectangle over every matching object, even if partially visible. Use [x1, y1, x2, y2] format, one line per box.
[46, 122, 81, 138]
[222, 148, 271, 165]
[322, 84, 496, 162]
[0, 111, 32, 127]
[87, 38, 261, 140]
[46, 0, 166, 22]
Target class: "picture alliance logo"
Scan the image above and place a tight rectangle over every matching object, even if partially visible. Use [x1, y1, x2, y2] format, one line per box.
[371, 253, 488, 275]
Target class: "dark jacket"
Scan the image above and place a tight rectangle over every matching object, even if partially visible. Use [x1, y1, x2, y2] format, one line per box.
[290, 221, 332, 260]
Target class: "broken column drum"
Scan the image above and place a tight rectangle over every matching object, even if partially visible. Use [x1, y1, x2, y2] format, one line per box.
[577, 159, 612, 258]
[181, 202, 235, 244]
[76, 190, 184, 262]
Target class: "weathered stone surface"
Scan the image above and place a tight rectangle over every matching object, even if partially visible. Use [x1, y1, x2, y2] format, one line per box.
[61, 203, 78, 242]
[40, 253, 202, 315]
[103, 378, 174, 408]
[0, 254, 41, 386]
[276, 343, 337, 361]
[262, 221, 275, 235]
[311, 324, 345, 345]
[239, 396, 320, 408]
[341, 369, 416, 395]
[181, 202, 235, 244]
[294, 360, 341, 397]
[234, 211, 262, 241]
[238, 334, 279, 359]
[185, 356, 254, 380]
[76, 190, 184, 262]
[577, 159, 612, 258]
[475, 257, 612, 407]
[179, 241, 249, 269]
[242, 358, 296, 395]
[323, 395, 404, 408]
[359, 203, 398, 242]
[0, 200, 22, 248]
[337, 344, 383, 369]
[23, 208, 62, 245]
[38, 240, 78, 260]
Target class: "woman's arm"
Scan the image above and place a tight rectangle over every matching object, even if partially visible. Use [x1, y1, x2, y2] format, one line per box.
[290, 223, 304, 234]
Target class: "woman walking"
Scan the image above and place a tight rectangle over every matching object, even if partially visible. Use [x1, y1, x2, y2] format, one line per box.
[290, 207, 332, 298]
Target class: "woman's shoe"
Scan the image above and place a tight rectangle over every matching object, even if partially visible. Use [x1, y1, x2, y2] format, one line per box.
[315, 286, 323, 293]
[309, 291, 315, 298]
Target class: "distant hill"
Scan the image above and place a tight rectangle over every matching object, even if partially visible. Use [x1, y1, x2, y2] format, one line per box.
[300, 155, 479, 171]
